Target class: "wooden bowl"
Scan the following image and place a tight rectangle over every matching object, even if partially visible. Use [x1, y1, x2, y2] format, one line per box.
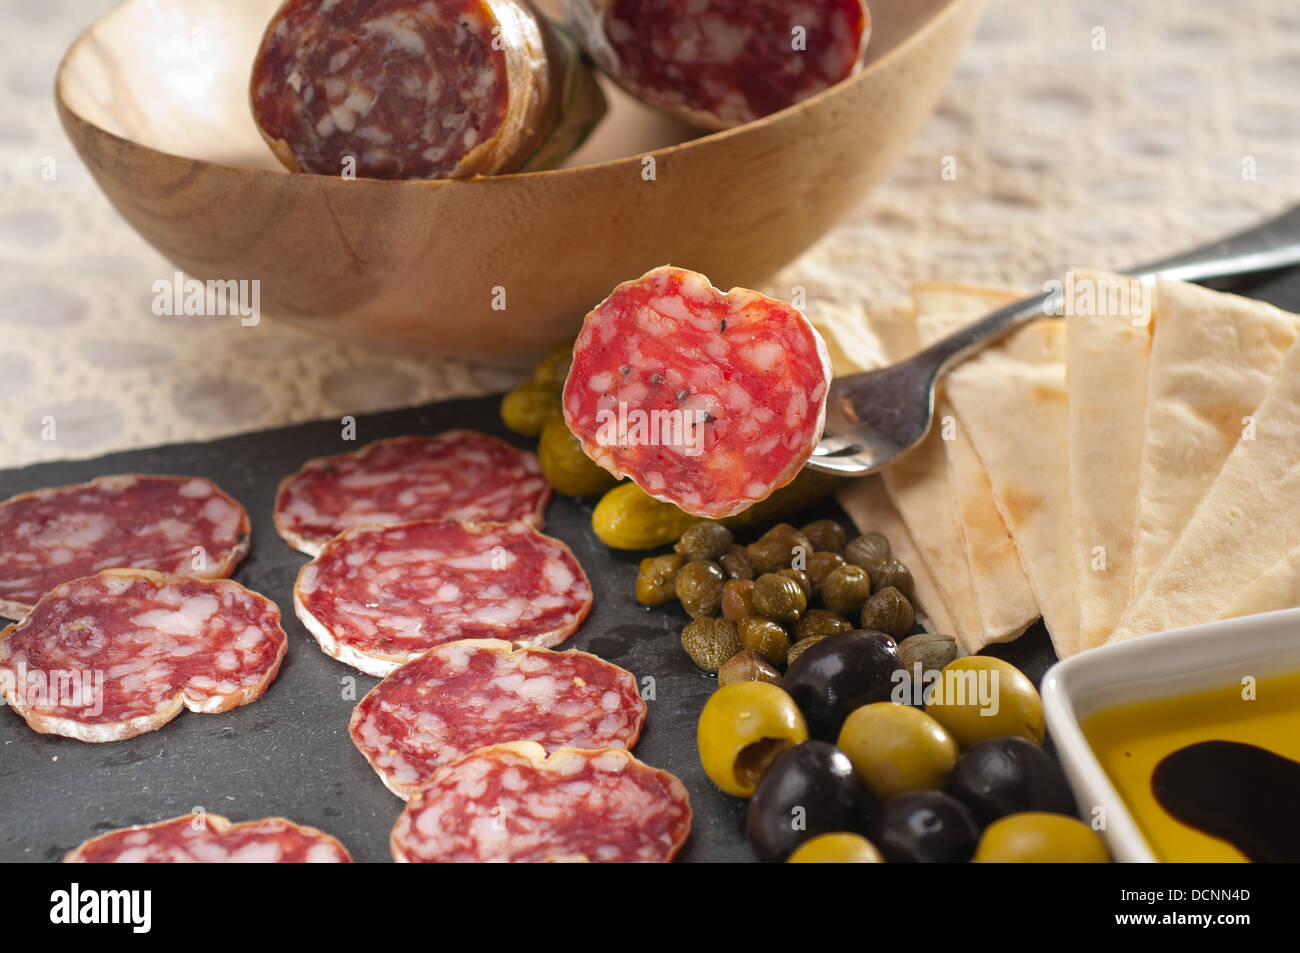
[57, 0, 985, 362]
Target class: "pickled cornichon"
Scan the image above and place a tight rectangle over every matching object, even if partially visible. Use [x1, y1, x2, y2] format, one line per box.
[537, 416, 618, 497]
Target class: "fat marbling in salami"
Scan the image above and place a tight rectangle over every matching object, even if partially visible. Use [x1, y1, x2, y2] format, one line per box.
[565, 0, 870, 129]
[350, 638, 644, 798]
[562, 266, 832, 519]
[65, 814, 352, 863]
[251, 0, 605, 179]
[274, 431, 550, 556]
[294, 519, 592, 676]
[390, 742, 692, 862]
[0, 475, 250, 621]
[0, 570, 287, 743]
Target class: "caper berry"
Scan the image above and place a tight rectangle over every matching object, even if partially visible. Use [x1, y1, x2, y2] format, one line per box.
[675, 522, 734, 561]
[794, 609, 854, 642]
[718, 649, 783, 688]
[751, 572, 807, 623]
[721, 579, 757, 621]
[719, 544, 755, 581]
[676, 560, 725, 619]
[634, 553, 687, 606]
[681, 618, 741, 673]
[806, 551, 846, 593]
[844, 532, 891, 568]
[800, 519, 847, 554]
[737, 616, 792, 668]
[820, 564, 872, 616]
[860, 586, 915, 638]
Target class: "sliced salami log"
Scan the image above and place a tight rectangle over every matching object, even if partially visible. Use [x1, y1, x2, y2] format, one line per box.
[563, 266, 833, 519]
[565, 0, 870, 129]
[251, 0, 605, 180]
[274, 431, 550, 556]
[0, 475, 250, 621]
[390, 742, 692, 862]
[65, 814, 352, 863]
[295, 520, 592, 676]
[0, 570, 287, 743]
[350, 638, 645, 798]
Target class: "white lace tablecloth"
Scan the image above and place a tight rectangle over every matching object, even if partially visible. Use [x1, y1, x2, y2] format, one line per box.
[2, 0, 1298, 468]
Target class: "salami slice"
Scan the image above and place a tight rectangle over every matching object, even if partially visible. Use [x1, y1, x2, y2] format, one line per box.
[565, 0, 870, 129]
[274, 431, 550, 556]
[0, 475, 250, 621]
[390, 742, 692, 862]
[250, 0, 605, 180]
[65, 814, 352, 863]
[295, 520, 592, 676]
[0, 570, 287, 743]
[562, 266, 833, 519]
[350, 638, 644, 798]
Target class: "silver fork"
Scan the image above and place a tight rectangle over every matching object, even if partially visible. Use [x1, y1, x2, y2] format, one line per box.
[809, 203, 1300, 475]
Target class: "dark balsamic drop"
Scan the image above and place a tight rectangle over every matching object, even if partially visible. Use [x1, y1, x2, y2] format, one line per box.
[1152, 740, 1300, 862]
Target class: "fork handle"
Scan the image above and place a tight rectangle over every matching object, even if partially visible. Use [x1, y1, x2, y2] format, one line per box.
[916, 201, 1300, 377]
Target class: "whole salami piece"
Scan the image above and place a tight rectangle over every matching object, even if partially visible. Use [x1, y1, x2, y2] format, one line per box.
[390, 742, 692, 862]
[350, 638, 645, 798]
[0, 570, 287, 743]
[65, 814, 352, 863]
[295, 519, 592, 676]
[563, 266, 833, 519]
[0, 475, 250, 621]
[274, 431, 550, 556]
[565, 0, 871, 129]
[251, 0, 605, 180]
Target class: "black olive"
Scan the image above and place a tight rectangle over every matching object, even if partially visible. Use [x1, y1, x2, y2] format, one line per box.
[868, 791, 980, 863]
[946, 737, 1077, 827]
[781, 630, 901, 741]
[746, 741, 874, 862]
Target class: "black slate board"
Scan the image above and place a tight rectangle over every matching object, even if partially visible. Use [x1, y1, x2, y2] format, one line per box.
[7, 266, 1296, 863]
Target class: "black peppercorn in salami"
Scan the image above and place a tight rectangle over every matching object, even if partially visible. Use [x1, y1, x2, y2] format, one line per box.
[65, 814, 352, 863]
[562, 266, 833, 519]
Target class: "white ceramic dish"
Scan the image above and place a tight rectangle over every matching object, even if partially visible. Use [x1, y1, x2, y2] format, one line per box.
[1040, 607, 1300, 863]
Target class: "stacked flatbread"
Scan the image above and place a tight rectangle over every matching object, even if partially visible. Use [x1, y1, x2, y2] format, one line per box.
[823, 273, 1300, 658]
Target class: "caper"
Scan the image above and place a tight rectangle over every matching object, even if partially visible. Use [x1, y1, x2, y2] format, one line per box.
[860, 586, 915, 638]
[718, 649, 783, 688]
[676, 560, 725, 619]
[675, 522, 734, 561]
[870, 558, 915, 600]
[800, 519, 847, 554]
[747, 538, 791, 575]
[786, 635, 828, 668]
[806, 551, 846, 593]
[719, 544, 754, 581]
[721, 579, 757, 621]
[751, 572, 807, 623]
[820, 564, 872, 616]
[634, 553, 687, 606]
[759, 524, 815, 569]
[778, 567, 812, 599]
[844, 532, 891, 568]
[794, 609, 854, 642]
[898, 632, 959, 676]
[737, 616, 791, 668]
[681, 618, 741, 673]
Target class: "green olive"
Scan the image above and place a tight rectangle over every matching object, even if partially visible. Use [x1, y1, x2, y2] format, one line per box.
[820, 564, 873, 616]
[794, 609, 853, 642]
[799, 519, 847, 554]
[786, 635, 828, 668]
[974, 813, 1110, 863]
[537, 416, 618, 497]
[737, 616, 791, 668]
[634, 553, 687, 606]
[869, 558, 915, 600]
[859, 586, 914, 638]
[786, 833, 885, 863]
[676, 559, 725, 619]
[719, 544, 755, 581]
[499, 380, 560, 437]
[675, 522, 734, 561]
[681, 618, 741, 672]
[751, 573, 807, 623]
[898, 633, 959, 676]
[837, 702, 959, 800]
[806, 551, 846, 593]
[778, 567, 812, 599]
[927, 656, 1045, 748]
[844, 532, 891, 567]
[720, 579, 757, 621]
[697, 682, 809, 797]
[532, 337, 576, 392]
[718, 649, 783, 688]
